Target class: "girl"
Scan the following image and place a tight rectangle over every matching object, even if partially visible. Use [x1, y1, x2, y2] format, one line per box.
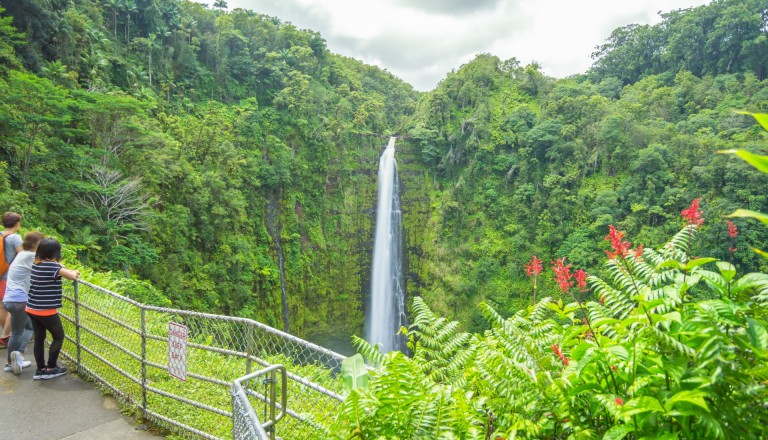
[3, 231, 45, 374]
[26, 238, 79, 380]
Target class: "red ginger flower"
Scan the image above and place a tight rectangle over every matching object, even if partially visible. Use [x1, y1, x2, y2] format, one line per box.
[682, 198, 704, 226]
[551, 258, 574, 293]
[615, 397, 624, 406]
[551, 344, 569, 366]
[605, 225, 631, 259]
[575, 269, 589, 292]
[633, 244, 644, 261]
[525, 255, 543, 277]
[727, 220, 738, 239]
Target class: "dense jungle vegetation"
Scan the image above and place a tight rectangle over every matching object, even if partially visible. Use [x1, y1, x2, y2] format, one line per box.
[2, 0, 768, 355]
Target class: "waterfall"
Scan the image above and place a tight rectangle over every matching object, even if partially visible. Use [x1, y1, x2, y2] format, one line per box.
[367, 137, 406, 353]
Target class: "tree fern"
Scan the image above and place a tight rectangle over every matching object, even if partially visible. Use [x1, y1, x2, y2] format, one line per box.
[408, 296, 473, 385]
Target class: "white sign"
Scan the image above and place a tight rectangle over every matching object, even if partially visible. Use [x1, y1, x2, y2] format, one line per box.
[168, 322, 188, 381]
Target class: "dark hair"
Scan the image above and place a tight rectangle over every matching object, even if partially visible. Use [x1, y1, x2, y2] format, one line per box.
[36, 238, 62, 261]
[2, 212, 21, 228]
[23, 231, 45, 251]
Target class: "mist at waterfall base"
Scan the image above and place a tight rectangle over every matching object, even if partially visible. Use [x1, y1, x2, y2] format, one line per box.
[366, 137, 407, 354]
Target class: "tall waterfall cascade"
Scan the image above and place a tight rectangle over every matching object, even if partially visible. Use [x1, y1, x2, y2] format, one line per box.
[366, 137, 406, 353]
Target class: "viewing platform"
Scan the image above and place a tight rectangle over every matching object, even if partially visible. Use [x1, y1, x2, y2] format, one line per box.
[0, 353, 159, 439]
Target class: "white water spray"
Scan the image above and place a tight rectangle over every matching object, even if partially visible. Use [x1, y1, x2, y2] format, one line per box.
[367, 137, 406, 353]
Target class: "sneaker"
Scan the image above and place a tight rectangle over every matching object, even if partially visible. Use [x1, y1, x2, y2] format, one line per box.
[11, 351, 30, 375]
[33, 369, 45, 380]
[42, 366, 68, 380]
[3, 364, 10, 372]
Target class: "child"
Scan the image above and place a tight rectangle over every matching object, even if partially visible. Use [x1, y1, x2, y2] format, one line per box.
[3, 231, 45, 374]
[26, 237, 79, 380]
[0, 211, 23, 348]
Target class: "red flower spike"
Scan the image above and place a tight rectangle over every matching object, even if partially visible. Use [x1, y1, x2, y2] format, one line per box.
[681, 198, 704, 226]
[605, 225, 631, 259]
[551, 344, 569, 366]
[551, 258, 574, 293]
[575, 269, 589, 292]
[525, 255, 543, 277]
[727, 221, 738, 239]
[633, 244, 644, 261]
[615, 397, 624, 406]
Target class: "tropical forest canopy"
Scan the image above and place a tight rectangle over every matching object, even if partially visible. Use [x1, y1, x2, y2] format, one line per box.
[1, 0, 768, 349]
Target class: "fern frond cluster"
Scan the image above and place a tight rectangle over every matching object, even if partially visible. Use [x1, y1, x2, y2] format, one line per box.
[332, 224, 768, 439]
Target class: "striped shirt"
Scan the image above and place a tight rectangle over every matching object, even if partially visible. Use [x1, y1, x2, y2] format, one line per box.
[27, 260, 63, 312]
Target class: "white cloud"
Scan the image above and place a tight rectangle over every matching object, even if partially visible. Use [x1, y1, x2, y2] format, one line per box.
[216, 0, 712, 91]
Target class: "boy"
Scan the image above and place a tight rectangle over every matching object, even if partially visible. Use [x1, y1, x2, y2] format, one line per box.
[0, 212, 23, 348]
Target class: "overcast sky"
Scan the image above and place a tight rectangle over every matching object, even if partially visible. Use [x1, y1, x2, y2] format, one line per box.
[209, 0, 712, 91]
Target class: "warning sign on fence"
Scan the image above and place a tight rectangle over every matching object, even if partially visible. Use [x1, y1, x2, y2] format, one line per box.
[168, 322, 188, 381]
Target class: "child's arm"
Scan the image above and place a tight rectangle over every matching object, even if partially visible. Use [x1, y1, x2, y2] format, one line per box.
[59, 267, 80, 280]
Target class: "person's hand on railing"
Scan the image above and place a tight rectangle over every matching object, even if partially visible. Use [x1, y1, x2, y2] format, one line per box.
[60, 267, 80, 280]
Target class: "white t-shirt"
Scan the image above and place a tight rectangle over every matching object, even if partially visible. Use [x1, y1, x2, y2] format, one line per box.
[3, 250, 35, 302]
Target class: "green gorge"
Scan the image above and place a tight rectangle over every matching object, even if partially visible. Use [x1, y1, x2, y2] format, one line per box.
[1, 0, 768, 357]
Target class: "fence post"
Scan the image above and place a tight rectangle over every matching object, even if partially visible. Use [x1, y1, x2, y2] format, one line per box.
[74, 280, 81, 366]
[269, 369, 277, 440]
[245, 323, 253, 375]
[141, 307, 148, 412]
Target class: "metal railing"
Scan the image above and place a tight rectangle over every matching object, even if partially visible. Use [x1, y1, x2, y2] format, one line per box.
[232, 365, 287, 440]
[59, 279, 347, 439]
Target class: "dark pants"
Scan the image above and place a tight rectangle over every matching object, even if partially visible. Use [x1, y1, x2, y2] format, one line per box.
[28, 313, 65, 370]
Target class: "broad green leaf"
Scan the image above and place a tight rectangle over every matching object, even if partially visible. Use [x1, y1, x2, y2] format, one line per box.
[659, 311, 682, 324]
[754, 247, 768, 259]
[602, 424, 634, 440]
[715, 262, 736, 282]
[735, 110, 768, 131]
[718, 148, 768, 173]
[341, 353, 368, 392]
[666, 389, 710, 412]
[657, 260, 683, 270]
[747, 318, 768, 353]
[620, 396, 665, 417]
[726, 209, 768, 226]
[683, 258, 717, 270]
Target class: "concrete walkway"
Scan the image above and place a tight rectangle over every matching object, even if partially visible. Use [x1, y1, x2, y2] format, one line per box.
[1, 351, 161, 440]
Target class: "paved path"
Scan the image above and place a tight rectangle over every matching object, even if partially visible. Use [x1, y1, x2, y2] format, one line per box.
[1, 350, 161, 440]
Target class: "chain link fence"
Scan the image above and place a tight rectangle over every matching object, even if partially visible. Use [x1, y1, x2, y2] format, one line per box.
[59, 279, 348, 439]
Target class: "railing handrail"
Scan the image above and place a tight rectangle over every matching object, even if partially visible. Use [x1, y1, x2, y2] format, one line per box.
[75, 279, 348, 364]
